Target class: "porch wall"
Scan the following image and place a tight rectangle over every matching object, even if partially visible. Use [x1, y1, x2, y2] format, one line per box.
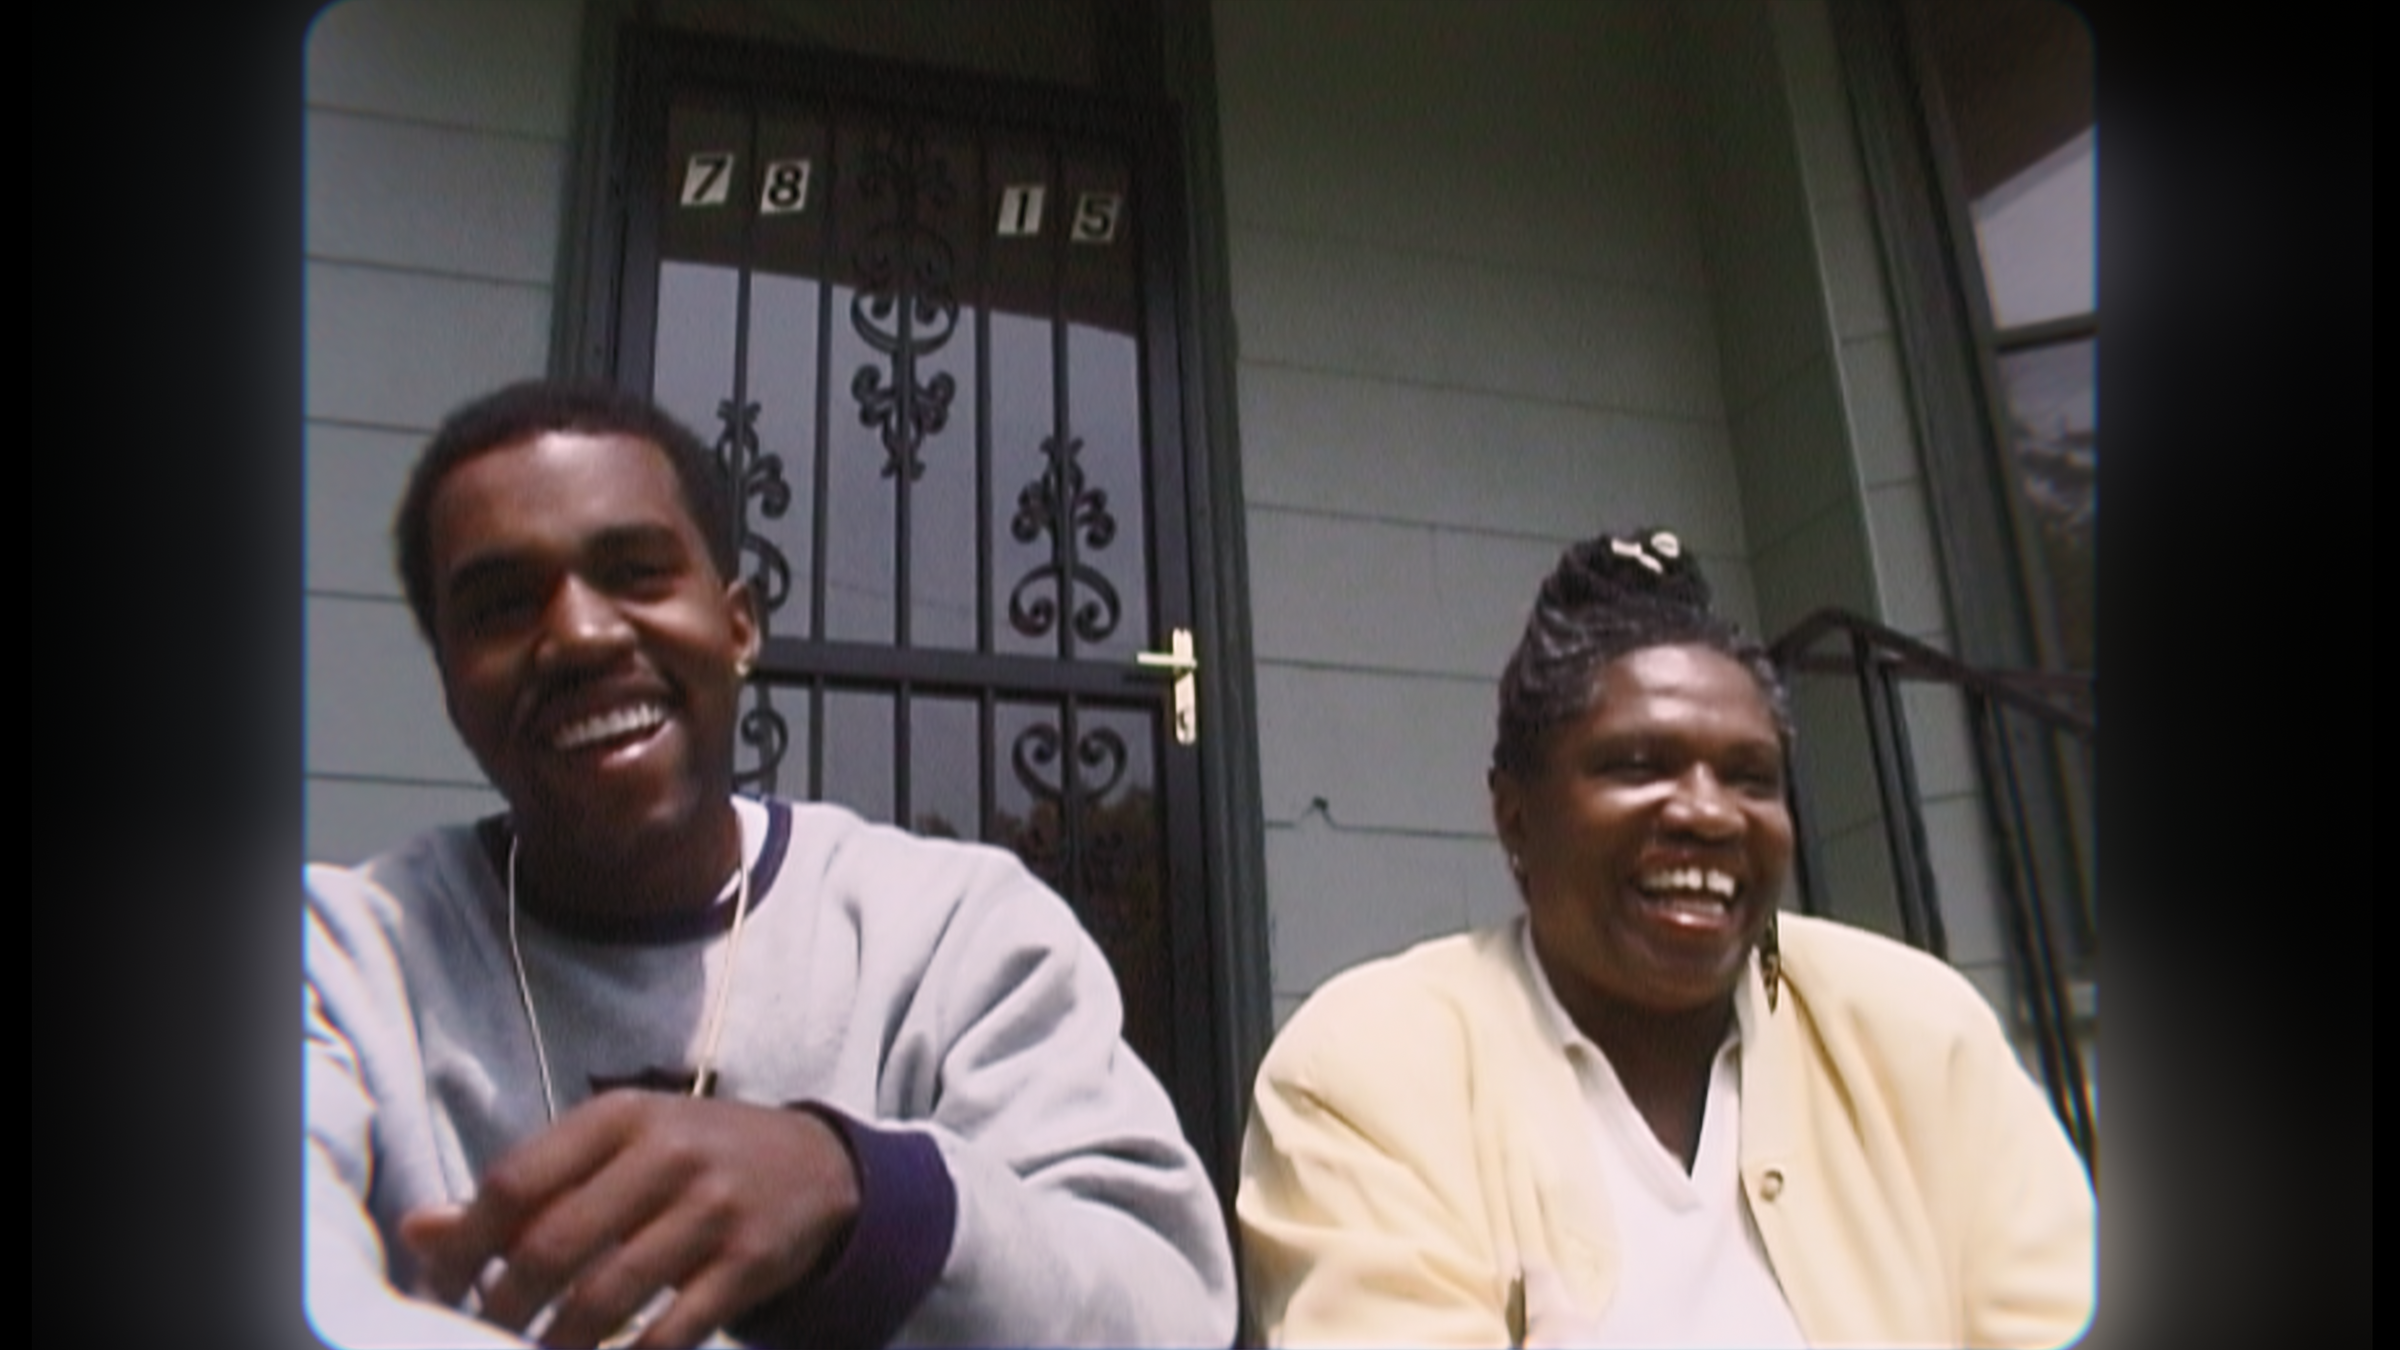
[1208, 0, 1761, 1024]
[303, 0, 585, 862]
[1216, 0, 2017, 1029]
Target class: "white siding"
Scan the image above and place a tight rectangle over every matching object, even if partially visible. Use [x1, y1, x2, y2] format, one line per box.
[1213, 0, 1757, 1018]
[302, 0, 585, 862]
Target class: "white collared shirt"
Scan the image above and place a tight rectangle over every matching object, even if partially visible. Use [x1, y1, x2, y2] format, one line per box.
[1519, 923, 1809, 1348]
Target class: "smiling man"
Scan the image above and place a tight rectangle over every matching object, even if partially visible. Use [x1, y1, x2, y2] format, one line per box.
[304, 381, 1236, 1349]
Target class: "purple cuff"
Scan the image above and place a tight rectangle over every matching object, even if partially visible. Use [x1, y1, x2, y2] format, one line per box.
[729, 1103, 958, 1350]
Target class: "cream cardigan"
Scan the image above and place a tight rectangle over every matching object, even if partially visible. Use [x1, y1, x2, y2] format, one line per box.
[1238, 914, 2095, 1347]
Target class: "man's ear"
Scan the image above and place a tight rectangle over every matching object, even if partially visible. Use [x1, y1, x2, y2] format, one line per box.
[724, 578, 762, 673]
[431, 637, 467, 731]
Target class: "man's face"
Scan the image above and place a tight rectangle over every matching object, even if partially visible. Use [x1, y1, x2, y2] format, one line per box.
[1492, 643, 1794, 1018]
[426, 431, 757, 864]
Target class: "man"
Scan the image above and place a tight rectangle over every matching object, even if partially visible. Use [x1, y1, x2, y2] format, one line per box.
[306, 381, 1237, 1348]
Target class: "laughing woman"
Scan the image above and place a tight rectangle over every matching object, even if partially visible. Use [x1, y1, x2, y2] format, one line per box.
[1236, 529, 2095, 1347]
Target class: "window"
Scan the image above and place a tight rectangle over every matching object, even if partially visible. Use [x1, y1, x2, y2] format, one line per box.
[1919, 0, 2096, 678]
[1830, 0, 2099, 977]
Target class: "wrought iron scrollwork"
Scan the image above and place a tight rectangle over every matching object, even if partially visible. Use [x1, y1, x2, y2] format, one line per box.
[715, 397, 794, 617]
[849, 126, 959, 482]
[715, 397, 792, 794]
[997, 720, 1152, 964]
[1007, 433, 1122, 643]
[731, 695, 789, 798]
[1009, 722, 1128, 806]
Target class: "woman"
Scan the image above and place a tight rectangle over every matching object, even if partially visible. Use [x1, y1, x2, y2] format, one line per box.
[1236, 529, 2095, 1347]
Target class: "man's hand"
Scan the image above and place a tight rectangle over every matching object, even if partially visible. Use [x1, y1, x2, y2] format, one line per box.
[399, 1092, 861, 1349]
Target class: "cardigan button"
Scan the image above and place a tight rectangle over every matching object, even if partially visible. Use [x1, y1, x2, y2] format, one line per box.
[1759, 1169, 1785, 1200]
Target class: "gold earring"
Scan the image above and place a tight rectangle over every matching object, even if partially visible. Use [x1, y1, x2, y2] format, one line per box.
[1759, 909, 1782, 1012]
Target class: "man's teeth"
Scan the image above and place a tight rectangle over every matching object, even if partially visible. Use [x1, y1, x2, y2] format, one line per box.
[1639, 867, 1739, 899]
[553, 704, 667, 751]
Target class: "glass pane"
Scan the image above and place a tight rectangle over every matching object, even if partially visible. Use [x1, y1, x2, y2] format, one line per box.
[1072, 703, 1171, 1079]
[1971, 127, 2094, 331]
[907, 695, 981, 841]
[897, 123, 979, 648]
[1060, 323, 1148, 661]
[986, 133, 1064, 660]
[820, 119, 898, 642]
[989, 698, 1069, 892]
[1995, 338, 2094, 672]
[651, 261, 742, 476]
[1917, 0, 2095, 332]
[986, 699, 1172, 1078]
[1057, 143, 1149, 662]
[741, 272, 822, 640]
[820, 687, 895, 823]
[908, 431, 980, 648]
[990, 308, 1061, 658]
[824, 117, 976, 645]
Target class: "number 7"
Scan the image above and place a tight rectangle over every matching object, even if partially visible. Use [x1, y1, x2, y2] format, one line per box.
[681, 153, 734, 207]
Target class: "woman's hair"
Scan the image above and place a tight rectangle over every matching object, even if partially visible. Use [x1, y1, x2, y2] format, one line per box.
[1491, 527, 1792, 779]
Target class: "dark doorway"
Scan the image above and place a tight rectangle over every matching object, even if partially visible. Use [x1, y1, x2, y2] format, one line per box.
[590, 30, 1229, 1176]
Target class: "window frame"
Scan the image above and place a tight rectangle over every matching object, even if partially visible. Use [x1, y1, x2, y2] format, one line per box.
[1828, 0, 2097, 973]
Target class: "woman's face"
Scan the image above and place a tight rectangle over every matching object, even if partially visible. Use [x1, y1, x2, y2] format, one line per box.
[1492, 643, 1794, 1017]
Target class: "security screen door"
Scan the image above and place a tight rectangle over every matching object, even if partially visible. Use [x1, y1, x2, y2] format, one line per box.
[600, 34, 1219, 1159]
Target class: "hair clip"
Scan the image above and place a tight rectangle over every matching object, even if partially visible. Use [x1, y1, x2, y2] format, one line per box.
[1609, 535, 1666, 575]
[1649, 530, 1680, 559]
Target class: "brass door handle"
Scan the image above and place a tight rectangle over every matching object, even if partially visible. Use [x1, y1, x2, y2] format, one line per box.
[1133, 627, 1199, 745]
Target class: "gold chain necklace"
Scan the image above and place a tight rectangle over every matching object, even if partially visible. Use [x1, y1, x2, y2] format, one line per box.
[503, 827, 756, 1121]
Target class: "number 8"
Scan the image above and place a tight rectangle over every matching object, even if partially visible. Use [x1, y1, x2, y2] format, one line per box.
[760, 159, 811, 215]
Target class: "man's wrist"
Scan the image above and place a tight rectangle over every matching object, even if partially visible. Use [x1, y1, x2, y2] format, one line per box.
[727, 1104, 957, 1350]
[791, 1104, 863, 1282]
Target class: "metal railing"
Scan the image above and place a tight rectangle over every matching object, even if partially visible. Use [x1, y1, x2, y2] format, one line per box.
[1769, 608, 2096, 1176]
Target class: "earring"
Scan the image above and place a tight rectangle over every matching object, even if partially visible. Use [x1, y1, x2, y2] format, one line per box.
[734, 654, 754, 681]
[1759, 908, 1782, 1012]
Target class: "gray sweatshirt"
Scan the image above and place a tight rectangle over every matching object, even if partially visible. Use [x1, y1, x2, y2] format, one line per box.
[305, 795, 1236, 1347]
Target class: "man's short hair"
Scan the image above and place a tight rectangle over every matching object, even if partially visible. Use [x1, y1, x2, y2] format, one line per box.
[392, 381, 739, 645]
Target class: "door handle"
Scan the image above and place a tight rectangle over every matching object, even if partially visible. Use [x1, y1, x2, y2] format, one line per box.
[1134, 627, 1199, 745]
